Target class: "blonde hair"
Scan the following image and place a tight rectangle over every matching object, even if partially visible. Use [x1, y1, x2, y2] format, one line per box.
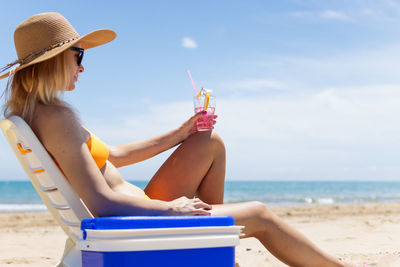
[2, 51, 72, 123]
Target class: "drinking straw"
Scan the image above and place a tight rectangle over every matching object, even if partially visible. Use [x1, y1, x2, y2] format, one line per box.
[187, 70, 201, 107]
[187, 70, 197, 94]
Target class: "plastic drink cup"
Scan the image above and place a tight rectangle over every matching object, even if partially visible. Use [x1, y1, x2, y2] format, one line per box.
[193, 94, 216, 131]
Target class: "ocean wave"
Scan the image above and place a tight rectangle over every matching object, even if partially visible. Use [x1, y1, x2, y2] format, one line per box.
[303, 197, 335, 205]
[0, 204, 47, 213]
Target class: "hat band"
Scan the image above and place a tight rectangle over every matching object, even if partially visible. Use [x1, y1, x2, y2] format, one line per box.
[0, 35, 80, 75]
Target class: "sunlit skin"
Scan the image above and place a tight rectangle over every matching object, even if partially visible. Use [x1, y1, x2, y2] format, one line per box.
[28, 46, 351, 267]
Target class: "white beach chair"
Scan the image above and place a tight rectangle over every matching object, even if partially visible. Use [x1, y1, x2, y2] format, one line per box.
[0, 116, 242, 267]
[0, 115, 92, 266]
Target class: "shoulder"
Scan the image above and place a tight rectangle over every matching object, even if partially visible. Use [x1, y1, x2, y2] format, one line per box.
[31, 104, 84, 150]
[34, 104, 78, 125]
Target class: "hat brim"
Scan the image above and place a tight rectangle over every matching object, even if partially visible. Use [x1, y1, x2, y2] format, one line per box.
[0, 29, 116, 80]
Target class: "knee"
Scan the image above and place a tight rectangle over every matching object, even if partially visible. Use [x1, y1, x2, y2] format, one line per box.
[190, 131, 225, 155]
[242, 201, 275, 237]
[210, 132, 226, 153]
[248, 201, 276, 224]
[249, 201, 269, 215]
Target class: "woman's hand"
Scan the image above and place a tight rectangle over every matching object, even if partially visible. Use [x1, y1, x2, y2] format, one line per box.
[166, 196, 212, 216]
[179, 111, 217, 141]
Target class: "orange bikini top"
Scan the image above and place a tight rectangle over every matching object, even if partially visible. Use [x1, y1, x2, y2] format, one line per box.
[50, 127, 109, 182]
[84, 127, 109, 169]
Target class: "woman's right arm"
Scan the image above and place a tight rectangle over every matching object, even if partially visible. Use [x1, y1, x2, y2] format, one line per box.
[107, 111, 216, 167]
[32, 106, 210, 217]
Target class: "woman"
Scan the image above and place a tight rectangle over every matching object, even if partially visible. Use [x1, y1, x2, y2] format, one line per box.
[1, 12, 349, 267]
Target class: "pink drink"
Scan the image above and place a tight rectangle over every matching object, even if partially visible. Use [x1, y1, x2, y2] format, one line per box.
[193, 93, 216, 131]
[194, 107, 215, 131]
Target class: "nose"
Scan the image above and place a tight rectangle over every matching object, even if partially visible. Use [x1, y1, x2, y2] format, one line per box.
[78, 65, 84, 73]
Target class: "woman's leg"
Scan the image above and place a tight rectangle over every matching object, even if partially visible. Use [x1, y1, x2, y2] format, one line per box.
[144, 131, 226, 204]
[145, 132, 347, 266]
[212, 202, 346, 267]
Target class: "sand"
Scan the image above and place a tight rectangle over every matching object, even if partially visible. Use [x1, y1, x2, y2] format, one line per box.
[1, 203, 400, 267]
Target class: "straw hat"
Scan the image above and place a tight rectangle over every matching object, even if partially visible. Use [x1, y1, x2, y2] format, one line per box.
[0, 12, 116, 80]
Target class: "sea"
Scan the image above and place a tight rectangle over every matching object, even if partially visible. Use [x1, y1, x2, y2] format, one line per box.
[0, 180, 400, 213]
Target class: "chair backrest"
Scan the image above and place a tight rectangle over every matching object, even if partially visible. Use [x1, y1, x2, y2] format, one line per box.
[0, 116, 93, 242]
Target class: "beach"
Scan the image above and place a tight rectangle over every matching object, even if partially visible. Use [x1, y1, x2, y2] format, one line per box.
[0, 203, 399, 267]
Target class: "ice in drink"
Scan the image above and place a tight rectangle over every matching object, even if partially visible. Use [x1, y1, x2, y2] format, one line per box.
[193, 89, 215, 132]
[194, 106, 215, 131]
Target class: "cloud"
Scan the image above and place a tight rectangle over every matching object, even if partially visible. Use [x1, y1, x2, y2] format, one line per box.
[288, 2, 400, 23]
[84, 81, 400, 181]
[251, 43, 400, 91]
[214, 84, 400, 146]
[320, 10, 351, 21]
[289, 10, 351, 21]
[182, 37, 198, 49]
[361, 8, 374, 16]
[219, 79, 286, 93]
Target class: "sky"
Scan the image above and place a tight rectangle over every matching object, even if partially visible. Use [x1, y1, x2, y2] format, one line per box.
[1, 0, 400, 181]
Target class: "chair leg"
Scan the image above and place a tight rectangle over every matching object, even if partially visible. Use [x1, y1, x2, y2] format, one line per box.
[56, 238, 81, 267]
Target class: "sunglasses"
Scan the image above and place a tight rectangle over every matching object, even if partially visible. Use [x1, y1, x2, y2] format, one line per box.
[70, 46, 84, 66]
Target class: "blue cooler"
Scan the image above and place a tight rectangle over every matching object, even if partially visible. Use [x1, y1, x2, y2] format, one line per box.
[78, 216, 243, 267]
